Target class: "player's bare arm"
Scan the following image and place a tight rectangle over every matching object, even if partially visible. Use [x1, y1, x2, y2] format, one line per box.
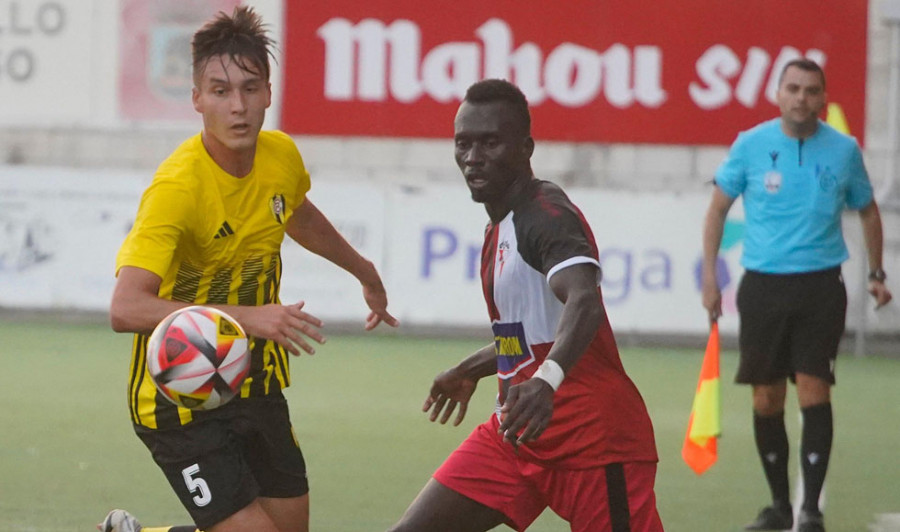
[858, 200, 893, 308]
[498, 263, 602, 446]
[286, 198, 399, 329]
[424, 343, 496, 426]
[701, 187, 736, 322]
[111, 266, 324, 357]
[110, 266, 191, 335]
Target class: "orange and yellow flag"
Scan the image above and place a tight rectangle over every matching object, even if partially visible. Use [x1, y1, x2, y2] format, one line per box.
[682, 322, 721, 475]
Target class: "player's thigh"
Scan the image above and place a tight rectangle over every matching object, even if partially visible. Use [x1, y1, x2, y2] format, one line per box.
[206, 498, 279, 532]
[258, 494, 309, 532]
[136, 420, 260, 530]
[415, 422, 544, 531]
[238, 396, 310, 499]
[544, 462, 663, 532]
[790, 269, 846, 385]
[389, 478, 509, 532]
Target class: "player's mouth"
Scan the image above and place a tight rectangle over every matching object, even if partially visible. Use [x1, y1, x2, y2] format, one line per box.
[466, 172, 488, 188]
[231, 123, 251, 134]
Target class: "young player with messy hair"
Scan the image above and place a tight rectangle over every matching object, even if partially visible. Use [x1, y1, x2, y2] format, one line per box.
[101, 7, 397, 532]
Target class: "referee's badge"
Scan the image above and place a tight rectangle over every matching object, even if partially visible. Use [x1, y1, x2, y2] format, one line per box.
[270, 194, 286, 224]
[816, 165, 837, 191]
[764, 171, 782, 193]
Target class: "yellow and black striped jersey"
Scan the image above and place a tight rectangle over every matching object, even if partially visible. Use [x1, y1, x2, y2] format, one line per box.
[116, 130, 311, 429]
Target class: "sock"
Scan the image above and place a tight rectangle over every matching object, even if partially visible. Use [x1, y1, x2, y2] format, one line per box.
[754, 410, 791, 509]
[800, 403, 833, 514]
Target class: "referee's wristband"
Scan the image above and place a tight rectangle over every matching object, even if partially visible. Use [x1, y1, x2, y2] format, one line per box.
[534, 359, 565, 392]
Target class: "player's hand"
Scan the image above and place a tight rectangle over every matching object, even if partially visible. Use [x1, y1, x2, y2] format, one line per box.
[869, 280, 893, 309]
[498, 378, 554, 447]
[701, 276, 722, 323]
[240, 301, 325, 356]
[361, 278, 399, 330]
[422, 367, 478, 426]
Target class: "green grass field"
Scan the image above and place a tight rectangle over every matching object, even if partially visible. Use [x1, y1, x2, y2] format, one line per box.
[0, 319, 897, 532]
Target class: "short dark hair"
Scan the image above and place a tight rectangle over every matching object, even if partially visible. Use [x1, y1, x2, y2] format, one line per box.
[778, 58, 826, 91]
[464, 79, 531, 135]
[192, 6, 275, 85]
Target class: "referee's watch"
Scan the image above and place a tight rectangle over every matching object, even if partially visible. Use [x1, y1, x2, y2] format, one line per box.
[868, 268, 887, 283]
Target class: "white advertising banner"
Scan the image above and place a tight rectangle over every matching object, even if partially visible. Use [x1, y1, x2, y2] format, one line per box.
[2, 166, 896, 337]
[0, 0, 100, 125]
[0, 166, 147, 307]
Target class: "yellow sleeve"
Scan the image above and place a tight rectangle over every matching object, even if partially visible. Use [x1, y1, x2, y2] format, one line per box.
[116, 174, 195, 278]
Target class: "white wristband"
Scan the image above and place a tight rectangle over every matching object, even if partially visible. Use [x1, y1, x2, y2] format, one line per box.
[534, 359, 565, 392]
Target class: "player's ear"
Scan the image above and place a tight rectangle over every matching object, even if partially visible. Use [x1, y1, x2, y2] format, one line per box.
[522, 137, 534, 158]
[192, 86, 202, 113]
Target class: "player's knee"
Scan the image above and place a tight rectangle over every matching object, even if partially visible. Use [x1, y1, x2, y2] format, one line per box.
[795, 374, 831, 408]
[752, 386, 786, 416]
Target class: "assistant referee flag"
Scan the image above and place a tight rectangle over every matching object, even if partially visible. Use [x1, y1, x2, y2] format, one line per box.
[682, 322, 721, 475]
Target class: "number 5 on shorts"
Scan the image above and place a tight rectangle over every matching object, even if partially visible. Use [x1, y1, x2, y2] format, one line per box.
[182, 463, 212, 507]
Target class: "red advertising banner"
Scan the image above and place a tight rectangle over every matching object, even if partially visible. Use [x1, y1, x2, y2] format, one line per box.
[281, 0, 868, 145]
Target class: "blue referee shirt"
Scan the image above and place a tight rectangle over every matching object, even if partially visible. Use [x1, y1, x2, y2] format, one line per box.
[715, 118, 873, 274]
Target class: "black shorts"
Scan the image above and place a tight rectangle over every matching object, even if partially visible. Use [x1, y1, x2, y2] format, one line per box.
[135, 394, 309, 530]
[735, 267, 846, 385]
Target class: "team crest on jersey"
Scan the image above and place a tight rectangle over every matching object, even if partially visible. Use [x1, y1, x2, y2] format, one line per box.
[497, 239, 510, 276]
[492, 322, 534, 379]
[764, 171, 782, 193]
[270, 194, 286, 224]
[815, 164, 837, 191]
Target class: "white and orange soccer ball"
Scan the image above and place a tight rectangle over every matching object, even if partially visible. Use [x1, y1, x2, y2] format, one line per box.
[146, 305, 250, 410]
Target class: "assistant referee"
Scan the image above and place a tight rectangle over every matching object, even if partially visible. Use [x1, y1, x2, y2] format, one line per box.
[701, 58, 892, 532]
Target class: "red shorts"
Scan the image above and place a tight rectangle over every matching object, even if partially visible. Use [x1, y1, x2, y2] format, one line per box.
[433, 423, 663, 532]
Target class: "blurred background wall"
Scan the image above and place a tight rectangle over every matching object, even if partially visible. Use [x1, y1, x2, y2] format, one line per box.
[1, 0, 898, 350]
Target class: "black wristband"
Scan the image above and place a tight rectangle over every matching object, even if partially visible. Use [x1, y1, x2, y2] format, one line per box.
[868, 268, 887, 282]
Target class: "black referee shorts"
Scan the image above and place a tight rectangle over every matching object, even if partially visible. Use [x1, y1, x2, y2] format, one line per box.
[135, 393, 309, 530]
[735, 266, 847, 385]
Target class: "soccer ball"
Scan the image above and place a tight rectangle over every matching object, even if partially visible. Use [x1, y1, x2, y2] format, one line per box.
[146, 305, 250, 410]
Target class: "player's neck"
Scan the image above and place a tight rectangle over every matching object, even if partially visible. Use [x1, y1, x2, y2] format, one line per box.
[780, 118, 819, 140]
[485, 174, 534, 223]
[201, 131, 257, 178]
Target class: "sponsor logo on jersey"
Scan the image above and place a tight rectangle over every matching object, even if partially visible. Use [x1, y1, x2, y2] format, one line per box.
[214, 221, 235, 239]
[492, 321, 534, 379]
[764, 171, 782, 193]
[270, 194, 286, 224]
